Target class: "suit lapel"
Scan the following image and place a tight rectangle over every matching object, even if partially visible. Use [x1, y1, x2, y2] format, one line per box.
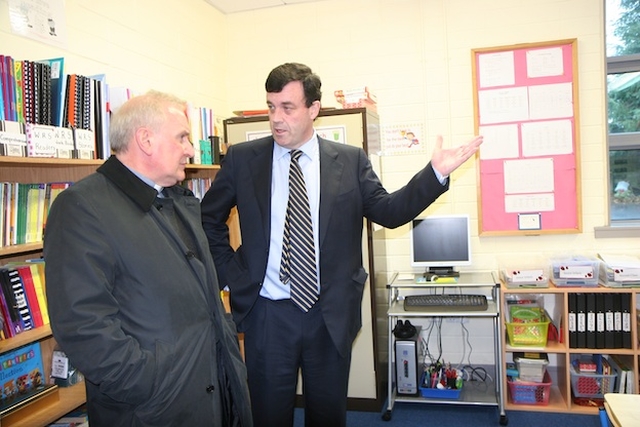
[318, 139, 343, 247]
[249, 138, 275, 246]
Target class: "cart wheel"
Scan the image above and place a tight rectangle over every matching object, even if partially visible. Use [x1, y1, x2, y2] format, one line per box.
[382, 410, 392, 421]
[499, 414, 508, 425]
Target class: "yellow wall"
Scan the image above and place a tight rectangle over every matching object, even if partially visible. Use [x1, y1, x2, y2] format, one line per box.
[1, 0, 636, 272]
[0, 0, 229, 116]
[223, 0, 635, 275]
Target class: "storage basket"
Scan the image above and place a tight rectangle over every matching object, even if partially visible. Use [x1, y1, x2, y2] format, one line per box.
[419, 372, 462, 399]
[570, 358, 618, 398]
[505, 312, 550, 347]
[507, 371, 552, 405]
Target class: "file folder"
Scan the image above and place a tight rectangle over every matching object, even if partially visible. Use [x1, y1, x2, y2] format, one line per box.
[604, 293, 615, 349]
[576, 293, 586, 348]
[595, 293, 605, 349]
[586, 293, 596, 349]
[613, 293, 623, 348]
[568, 293, 577, 348]
[621, 293, 632, 349]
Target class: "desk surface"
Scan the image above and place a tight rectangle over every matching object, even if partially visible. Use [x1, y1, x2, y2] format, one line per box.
[605, 393, 640, 427]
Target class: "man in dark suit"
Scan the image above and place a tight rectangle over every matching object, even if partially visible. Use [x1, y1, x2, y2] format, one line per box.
[45, 91, 251, 427]
[201, 63, 482, 427]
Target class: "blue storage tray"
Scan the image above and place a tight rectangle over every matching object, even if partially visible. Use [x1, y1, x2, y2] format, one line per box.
[419, 373, 462, 399]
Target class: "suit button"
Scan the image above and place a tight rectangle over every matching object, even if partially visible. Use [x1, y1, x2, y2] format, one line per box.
[186, 251, 195, 259]
[206, 385, 215, 393]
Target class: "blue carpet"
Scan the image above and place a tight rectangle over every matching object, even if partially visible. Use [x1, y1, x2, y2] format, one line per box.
[294, 402, 603, 426]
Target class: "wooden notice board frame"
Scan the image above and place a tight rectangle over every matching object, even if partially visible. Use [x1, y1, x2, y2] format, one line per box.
[471, 38, 581, 236]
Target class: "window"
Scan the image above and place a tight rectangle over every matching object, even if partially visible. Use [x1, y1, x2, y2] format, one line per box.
[605, 0, 640, 227]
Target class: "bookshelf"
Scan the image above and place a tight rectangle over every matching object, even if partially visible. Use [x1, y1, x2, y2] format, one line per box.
[500, 283, 639, 415]
[0, 156, 224, 426]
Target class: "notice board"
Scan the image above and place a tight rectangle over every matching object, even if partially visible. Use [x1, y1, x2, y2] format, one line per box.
[472, 38, 581, 236]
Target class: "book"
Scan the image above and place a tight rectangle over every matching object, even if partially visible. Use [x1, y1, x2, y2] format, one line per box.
[72, 128, 95, 159]
[37, 58, 65, 127]
[10, 264, 43, 328]
[0, 278, 16, 338]
[24, 183, 42, 243]
[200, 139, 212, 165]
[4, 266, 33, 331]
[0, 267, 26, 335]
[15, 183, 29, 245]
[0, 120, 27, 157]
[25, 261, 48, 325]
[0, 342, 51, 414]
[25, 124, 57, 157]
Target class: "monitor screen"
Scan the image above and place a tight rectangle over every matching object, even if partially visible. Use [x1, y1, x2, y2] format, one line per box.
[410, 214, 471, 276]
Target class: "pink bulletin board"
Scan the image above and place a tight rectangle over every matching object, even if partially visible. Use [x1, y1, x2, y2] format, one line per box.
[471, 39, 581, 236]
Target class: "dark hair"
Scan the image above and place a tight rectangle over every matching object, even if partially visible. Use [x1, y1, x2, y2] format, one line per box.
[265, 63, 322, 107]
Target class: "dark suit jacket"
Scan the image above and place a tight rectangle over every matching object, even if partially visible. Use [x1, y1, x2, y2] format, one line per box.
[45, 156, 251, 426]
[201, 136, 448, 357]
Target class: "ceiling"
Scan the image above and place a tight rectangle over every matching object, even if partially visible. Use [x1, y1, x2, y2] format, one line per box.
[204, 0, 329, 14]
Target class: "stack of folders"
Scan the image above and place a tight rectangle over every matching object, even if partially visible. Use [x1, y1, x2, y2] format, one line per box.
[598, 253, 640, 288]
[567, 293, 632, 350]
[609, 355, 635, 394]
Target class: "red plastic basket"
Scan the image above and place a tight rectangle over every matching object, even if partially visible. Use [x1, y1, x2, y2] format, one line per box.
[507, 371, 552, 405]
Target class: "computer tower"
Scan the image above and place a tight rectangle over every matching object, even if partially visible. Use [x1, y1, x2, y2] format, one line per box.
[394, 325, 422, 395]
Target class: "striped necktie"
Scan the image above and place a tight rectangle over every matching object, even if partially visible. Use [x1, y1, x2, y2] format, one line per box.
[279, 149, 318, 312]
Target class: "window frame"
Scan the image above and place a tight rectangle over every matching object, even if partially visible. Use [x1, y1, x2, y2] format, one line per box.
[595, 53, 640, 237]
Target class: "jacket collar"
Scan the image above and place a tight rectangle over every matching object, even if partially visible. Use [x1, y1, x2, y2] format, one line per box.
[97, 155, 161, 212]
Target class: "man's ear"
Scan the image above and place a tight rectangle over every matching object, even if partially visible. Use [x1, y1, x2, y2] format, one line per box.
[309, 100, 321, 120]
[135, 127, 153, 155]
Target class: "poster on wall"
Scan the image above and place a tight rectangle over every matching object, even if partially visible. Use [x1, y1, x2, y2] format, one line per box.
[381, 122, 426, 156]
[8, 0, 68, 48]
[472, 39, 581, 236]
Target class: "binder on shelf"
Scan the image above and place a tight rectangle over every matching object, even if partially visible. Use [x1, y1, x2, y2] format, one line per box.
[568, 293, 577, 348]
[613, 293, 623, 348]
[585, 293, 596, 349]
[595, 293, 605, 349]
[620, 292, 632, 349]
[604, 293, 615, 349]
[576, 293, 586, 348]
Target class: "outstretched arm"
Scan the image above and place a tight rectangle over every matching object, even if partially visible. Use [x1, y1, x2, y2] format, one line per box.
[430, 134, 483, 177]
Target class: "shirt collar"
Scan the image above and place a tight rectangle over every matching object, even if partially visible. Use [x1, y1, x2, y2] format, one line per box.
[274, 131, 319, 161]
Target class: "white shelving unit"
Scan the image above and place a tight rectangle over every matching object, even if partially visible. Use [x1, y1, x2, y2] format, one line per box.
[383, 271, 507, 425]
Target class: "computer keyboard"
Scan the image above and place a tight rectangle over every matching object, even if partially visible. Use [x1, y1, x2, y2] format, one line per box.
[403, 294, 488, 312]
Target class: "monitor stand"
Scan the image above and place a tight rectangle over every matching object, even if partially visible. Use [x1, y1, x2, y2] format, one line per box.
[424, 267, 459, 279]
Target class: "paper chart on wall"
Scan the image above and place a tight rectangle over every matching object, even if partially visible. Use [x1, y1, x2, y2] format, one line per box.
[380, 122, 426, 155]
[472, 39, 580, 235]
[8, 0, 68, 48]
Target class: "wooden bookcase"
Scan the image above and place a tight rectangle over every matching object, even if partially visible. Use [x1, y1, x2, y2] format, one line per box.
[500, 282, 638, 415]
[0, 157, 222, 426]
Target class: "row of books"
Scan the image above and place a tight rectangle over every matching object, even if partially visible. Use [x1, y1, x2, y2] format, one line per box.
[1, 182, 70, 248]
[568, 293, 632, 349]
[0, 55, 110, 159]
[0, 260, 49, 340]
[183, 177, 213, 201]
[1, 53, 220, 164]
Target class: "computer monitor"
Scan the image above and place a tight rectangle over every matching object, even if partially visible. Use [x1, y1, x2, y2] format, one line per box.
[410, 214, 472, 278]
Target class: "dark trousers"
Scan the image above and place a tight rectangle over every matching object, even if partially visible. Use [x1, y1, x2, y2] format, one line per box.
[244, 297, 351, 427]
